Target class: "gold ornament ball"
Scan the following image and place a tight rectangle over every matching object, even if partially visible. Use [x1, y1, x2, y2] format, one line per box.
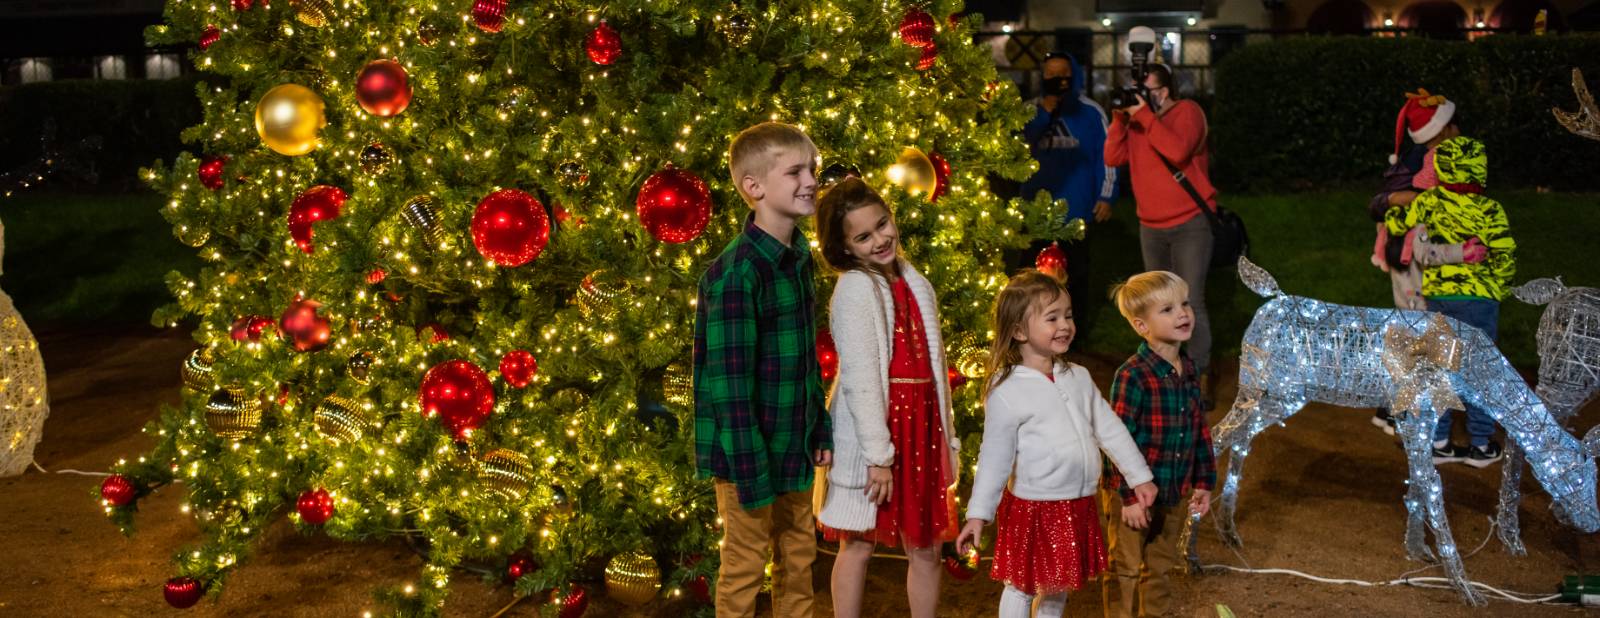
[181, 347, 216, 393]
[663, 361, 692, 409]
[886, 146, 938, 198]
[479, 448, 533, 501]
[400, 194, 446, 250]
[292, 0, 333, 27]
[954, 334, 990, 380]
[205, 387, 262, 440]
[604, 551, 661, 606]
[314, 395, 370, 444]
[720, 10, 754, 45]
[577, 270, 627, 321]
[254, 84, 326, 156]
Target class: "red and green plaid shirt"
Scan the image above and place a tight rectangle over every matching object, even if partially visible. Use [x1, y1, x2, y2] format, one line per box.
[693, 215, 830, 510]
[1102, 342, 1216, 506]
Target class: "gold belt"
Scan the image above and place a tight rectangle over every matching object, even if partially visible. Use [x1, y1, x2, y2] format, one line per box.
[888, 377, 932, 384]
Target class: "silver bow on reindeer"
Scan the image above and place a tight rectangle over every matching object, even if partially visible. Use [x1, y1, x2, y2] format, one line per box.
[1382, 313, 1465, 415]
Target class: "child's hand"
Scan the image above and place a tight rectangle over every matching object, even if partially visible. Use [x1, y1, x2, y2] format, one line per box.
[866, 465, 893, 505]
[813, 449, 832, 467]
[1132, 482, 1158, 508]
[1121, 502, 1149, 530]
[1462, 237, 1487, 264]
[956, 518, 987, 557]
[1189, 489, 1212, 517]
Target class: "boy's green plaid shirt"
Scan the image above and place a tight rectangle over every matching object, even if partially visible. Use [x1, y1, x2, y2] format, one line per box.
[693, 215, 831, 510]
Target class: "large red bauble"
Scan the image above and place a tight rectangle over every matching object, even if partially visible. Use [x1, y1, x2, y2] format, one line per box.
[296, 488, 335, 525]
[471, 0, 506, 33]
[287, 185, 347, 253]
[556, 585, 589, 618]
[101, 474, 137, 506]
[164, 576, 204, 609]
[499, 350, 537, 388]
[1035, 242, 1067, 280]
[636, 166, 711, 244]
[355, 59, 412, 117]
[585, 22, 621, 65]
[279, 298, 332, 352]
[199, 25, 222, 50]
[419, 360, 495, 440]
[198, 156, 228, 190]
[930, 151, 952, 201]
[916, 42, 939, 71]
[230, 315, 276, 342]
[899, 9, 936, 47]
[816, 329, 839, 381]
[506, 553, 537, 582]
[471, 189, 550, 267]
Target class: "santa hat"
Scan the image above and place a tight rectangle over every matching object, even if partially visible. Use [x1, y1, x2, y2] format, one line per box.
[1390, 89, 1456, 165]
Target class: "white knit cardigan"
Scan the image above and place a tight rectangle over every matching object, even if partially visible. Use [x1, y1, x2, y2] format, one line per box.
[817, 264, 959, 532]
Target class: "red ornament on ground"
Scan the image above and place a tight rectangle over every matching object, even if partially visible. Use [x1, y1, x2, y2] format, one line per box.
[419, 360, 495, 439]
[164, 576, 204, 608]
[556, 585, 588, 618]
[636, 166, 712, 244]
[471, 189, 551, 267]
[585, 21, 621, 65]
[199, 25, 221, 50]
[366, 268, 386, 284]
[471, 0, 506, 33]
[1035, 242, 1067, 280]
[101, 474, 136, 506]
[687, 575, 711, 604]
[930, 151, 952, 201]
[915, 42, 939, 71]
[944, 553, 979, 581]
[296, 488, 335, 525]
[899, 9, 936, 47]
[817, 329, 839, 381]
[499, 350, 537, 388]
[506, 554, 537, 582]
[948, 366, 967, 389]
[198, 156, 228, 190]
[287, 185, 347, 253]
[230, 315, 276, 342]
[279, 298, 332, 352]
[355, 59, 412, 117]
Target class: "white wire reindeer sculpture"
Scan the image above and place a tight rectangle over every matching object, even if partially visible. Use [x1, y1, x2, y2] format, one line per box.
[1196, 257, 1600, 606]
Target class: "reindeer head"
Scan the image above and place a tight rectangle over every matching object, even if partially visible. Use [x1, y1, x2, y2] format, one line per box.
[1554, 68, 1600, 142]
[1513, 277, 1567, 306]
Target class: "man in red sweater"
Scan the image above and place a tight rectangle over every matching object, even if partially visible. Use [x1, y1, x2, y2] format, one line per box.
[1103, 64, 1220, 408]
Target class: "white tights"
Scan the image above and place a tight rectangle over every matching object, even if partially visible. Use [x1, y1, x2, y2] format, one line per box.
[998, 584, 1068, 618]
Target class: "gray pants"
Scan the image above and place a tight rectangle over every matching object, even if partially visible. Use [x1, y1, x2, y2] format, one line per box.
[1139, 214, 1213, 373]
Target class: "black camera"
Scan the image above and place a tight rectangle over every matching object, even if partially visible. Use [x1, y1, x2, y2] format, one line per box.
[1108, 83, 1148, 111]
[1109, 34, 1157, 111]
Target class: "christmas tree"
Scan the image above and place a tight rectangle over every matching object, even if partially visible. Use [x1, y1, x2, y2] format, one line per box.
[102, 0, 1069, 614]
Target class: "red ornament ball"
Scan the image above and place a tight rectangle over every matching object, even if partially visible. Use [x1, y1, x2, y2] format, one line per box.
[231, 0, 253, 10]
[199, 25, 222, 50]
[287, 185, 347, 253]
[355, 59, 412, 117]
[506, 554, 538, 582]
[366, 268, 387, 284]
[230, 315, 276, 342]
[816, 329, 839, 381]
[915, 42, 939, 71]
[164, 576, 204, 609]
[929, 151, 952, 201]
[499, 350, 537, 388]
[687, 574, 711, 604]
[947, 366, 968, 390]
[585, 21, 622, 65]
[100, 474, 137, 506]
[1035, 242, 1067, 280]
[279, 298, 332, 352]
[419, 360, 495, 440]
[556, 585, 589, 618]
[198, 156, 228, 190]
[944, 553, 979, 581]
[296, 488, 335, 525]
[418, 322, 450, 344]
[471, 189, 551, 267]
[899, 9, 936, 47]
[471, 0, 506, 33]
[636, 166, 712, 244]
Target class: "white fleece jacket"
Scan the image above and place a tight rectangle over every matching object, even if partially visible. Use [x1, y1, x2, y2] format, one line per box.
[965, 363, 1154, 523]
[817, 265, 959, 532]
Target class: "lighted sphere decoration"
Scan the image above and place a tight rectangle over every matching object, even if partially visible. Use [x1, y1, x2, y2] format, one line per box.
[585, 21, 622, 65]
[898, 9, 936, 47]
[100, 474, 137, 506]
[817, 329, 839, 381]
[1035, 242, 1067, 280]
[418, 360, 495, 440]
[354, 59, 412, 117]
[279, 298, 332, 352]
[254, 84, 326, 156]
[886, 147, 938, 198]
[471, 189, 551, 267]
[929, 151, 952, 201]
[197, 156, 228, 190]
[229, 315, 276, 342]
[163, 577, 204, 609]
[471, 0, 506, 33]
[287, 185, 347, 253]
[296, 488, 335, 525]
[636, 166, 712, 244]
[499, 350, 537, 388]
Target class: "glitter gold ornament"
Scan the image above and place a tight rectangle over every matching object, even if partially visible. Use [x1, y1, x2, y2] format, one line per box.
[604, 550, 660, 606]
[347, 351, 375, 384]
[576, 270, 627, 321]
[886, 146, 937, 198]
[291, 0, 333, 27]
[254, 84, 326, 156]
[557, 160, 588, 187]
[400, 194, 446, 249]
[479, 448, 533, 500]
[953, 333, 989, 380]
[314, 395, 370, 444]
[181, 347, 216, 393]
[720, 9, 753, 45]
[205, 387, 262, 440]
[360, 142, 393, 174]
[416, 18, 443, 45]
[662, 361, 691, 408]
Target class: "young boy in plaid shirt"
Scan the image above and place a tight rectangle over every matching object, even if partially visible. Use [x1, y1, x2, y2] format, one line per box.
[1100, 271, 1216, 618]
[693, 121, 832, 618]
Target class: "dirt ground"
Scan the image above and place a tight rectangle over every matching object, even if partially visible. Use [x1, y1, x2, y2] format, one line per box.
[1, 327, 1597, 617]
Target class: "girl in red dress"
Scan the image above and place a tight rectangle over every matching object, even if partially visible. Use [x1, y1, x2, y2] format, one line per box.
[815, 177, 960, 618]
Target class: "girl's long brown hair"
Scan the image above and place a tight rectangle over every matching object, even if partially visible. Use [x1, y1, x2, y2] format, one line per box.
[984, 270, 1071, 399]
[815, 177, 899, 275]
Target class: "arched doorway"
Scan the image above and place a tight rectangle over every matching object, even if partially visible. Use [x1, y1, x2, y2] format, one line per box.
[1491, 0, 1566, 32]
[1307, 0, 1375, 34]
[1400, 1, 1469, 37]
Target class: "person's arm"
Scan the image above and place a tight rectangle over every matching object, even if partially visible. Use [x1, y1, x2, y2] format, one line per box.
[1105, 368, 1150, 506]
[1482, 203, 1517, 290]
[1104, 111, 1130, 168]
[965, 389, 1024, 523]
[699, 267, 773, 509]
[1083, 370, 1153, 490]
[1131, 101, 1206, 167]
[831, 275, 893, 466]
[1087, 103, 1120, 208]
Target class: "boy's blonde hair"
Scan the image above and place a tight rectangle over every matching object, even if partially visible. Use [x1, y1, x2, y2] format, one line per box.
[728, 122, 818, 205]
[1111, 271, 1189, 325]
[985, 270, 1071, 398]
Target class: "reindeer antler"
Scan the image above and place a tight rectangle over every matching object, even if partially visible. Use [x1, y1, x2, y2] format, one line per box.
[1553, 68, 1600, 141]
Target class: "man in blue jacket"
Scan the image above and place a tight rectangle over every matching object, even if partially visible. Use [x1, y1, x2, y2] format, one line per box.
[1019, 51, 1118, 339]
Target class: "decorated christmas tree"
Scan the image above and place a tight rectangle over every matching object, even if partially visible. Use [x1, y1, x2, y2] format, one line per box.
[100, 0, 1070, 614]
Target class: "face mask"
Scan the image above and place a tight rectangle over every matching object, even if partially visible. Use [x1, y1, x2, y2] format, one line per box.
[1042, 76, 1072, 97]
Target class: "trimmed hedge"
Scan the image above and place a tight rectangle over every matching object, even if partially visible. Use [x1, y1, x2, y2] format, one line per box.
[0, 77, 202, 191]
[1212, 35, 1600, 192]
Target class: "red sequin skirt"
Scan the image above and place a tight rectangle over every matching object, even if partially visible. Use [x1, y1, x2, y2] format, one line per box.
[989, 491, 1106, 595]
[820, 378, 956, 549]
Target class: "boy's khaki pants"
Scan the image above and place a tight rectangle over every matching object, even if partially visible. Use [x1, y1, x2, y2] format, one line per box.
[714, 480, 816, 618]
[1101, 490, 1183, 618]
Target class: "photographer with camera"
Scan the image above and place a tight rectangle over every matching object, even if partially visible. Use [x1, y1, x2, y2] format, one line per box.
[1017, 51, 1118, 340]
[1102, 29, 1220, 409]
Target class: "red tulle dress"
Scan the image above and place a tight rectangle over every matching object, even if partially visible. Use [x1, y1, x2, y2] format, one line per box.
[823, 277, 958, 549]
[989, 490, 1106, 595]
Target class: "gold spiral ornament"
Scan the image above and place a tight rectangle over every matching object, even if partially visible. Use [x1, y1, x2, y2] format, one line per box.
[205, 387, 262, 440]
[314, 395, 370, 444]
[479, 448, 533, 501]
[291, 0, 332, 27]
[662, 361, 692, 408]
[400, 195, 447, 250]
[604, 550, 661, 606]
[181, 347, 216, 393]
[954, 333, 990, 381]
[577, 270, 628, 321]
